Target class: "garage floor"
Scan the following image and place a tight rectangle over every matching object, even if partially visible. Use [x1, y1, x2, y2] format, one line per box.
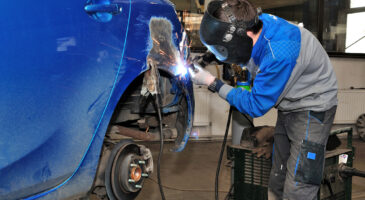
[136, 141, 231, 200]
[135, 138, 365, 200]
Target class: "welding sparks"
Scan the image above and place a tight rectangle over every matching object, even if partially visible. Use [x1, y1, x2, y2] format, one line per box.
[175, 58, 188, 76]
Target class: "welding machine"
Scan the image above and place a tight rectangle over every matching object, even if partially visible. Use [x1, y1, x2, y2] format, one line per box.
[227, 127, 365, 200]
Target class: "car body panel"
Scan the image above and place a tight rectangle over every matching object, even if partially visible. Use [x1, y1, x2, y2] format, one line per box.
[0, 0, 193, 199]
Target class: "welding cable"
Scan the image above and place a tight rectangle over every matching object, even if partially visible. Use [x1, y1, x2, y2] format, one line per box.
[215, 106, 233, 200]
[224, 183, 234, 200]
[154, 94, 166, 200]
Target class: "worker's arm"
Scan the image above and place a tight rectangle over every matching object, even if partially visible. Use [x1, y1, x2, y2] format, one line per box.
[218, 57, 295, 117]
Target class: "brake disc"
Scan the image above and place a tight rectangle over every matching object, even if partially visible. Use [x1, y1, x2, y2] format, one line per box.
[105, 140, 152, 200]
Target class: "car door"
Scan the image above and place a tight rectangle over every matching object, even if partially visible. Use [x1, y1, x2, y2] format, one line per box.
[0, 0, 131, 199]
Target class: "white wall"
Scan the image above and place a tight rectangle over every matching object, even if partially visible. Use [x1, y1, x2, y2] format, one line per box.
[331, 57, 365, 89]
[193, 57, 365, 137]
[255, 57, 365, 127]
[192, 64, 232, 138]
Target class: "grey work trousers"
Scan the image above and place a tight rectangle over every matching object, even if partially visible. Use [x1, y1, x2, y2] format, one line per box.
[268, 106, 337, 200]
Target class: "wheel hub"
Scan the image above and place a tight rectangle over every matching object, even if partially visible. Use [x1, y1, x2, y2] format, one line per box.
[117, 156, 148, 193]
[105, 141, 153, 200]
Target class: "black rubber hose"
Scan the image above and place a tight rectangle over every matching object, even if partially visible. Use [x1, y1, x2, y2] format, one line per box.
[224, 183, 234, 200]
[215, 106, 233, 200]
[154, 95, 166, 200]
[350, 169, 365, 178]
[339, 163, 365, 178]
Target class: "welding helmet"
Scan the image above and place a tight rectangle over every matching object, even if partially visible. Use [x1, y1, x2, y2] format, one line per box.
[200, 1, 261, 64]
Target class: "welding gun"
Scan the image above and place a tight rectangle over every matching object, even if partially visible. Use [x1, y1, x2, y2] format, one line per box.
[193, 50, 223, 68]
[187, 62, 199, 73]
[189, 51, 251, 88]
[187, 50, 222, 76]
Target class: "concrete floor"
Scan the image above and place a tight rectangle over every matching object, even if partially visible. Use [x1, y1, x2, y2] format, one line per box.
[136, 141, 231, 200]
[135, 138, 365, 200]
[347, 139, 365, 200]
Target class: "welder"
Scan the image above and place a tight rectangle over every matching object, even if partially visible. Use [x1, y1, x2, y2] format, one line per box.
[189, 0, 338, 199]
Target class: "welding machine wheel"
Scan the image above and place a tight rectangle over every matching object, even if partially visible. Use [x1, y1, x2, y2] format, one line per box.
[105, 140, 152, 200]
[356, 113, 365, 141]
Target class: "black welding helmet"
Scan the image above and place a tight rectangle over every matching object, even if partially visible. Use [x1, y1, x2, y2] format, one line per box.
[200, 1, 261, 64]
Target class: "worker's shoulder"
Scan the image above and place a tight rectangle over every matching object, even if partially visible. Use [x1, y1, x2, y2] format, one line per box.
[261, 13, 301, 41]
[261, 15, 301, 61]
[261, 39, 300, 62]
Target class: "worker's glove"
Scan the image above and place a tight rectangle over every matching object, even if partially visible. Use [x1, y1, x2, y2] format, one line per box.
[188, 63, 216, 86]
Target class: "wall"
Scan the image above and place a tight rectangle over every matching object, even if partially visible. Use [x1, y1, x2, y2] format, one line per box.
[192, 64, 232, 138]
[256, 57, 365, 125]
[193, 57, 365, 137]
[331, 57, 365, 89]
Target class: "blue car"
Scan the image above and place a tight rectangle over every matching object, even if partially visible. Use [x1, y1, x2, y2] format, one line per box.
[0, 0, 194, 199]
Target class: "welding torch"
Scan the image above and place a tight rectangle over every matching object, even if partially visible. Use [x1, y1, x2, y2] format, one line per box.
[186, 56, 214, 75]
[186, 50, 224, 75]
[187, 62, 200, 73]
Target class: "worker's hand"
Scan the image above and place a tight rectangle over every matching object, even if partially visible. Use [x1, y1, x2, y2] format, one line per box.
[188, 63, 216, 86]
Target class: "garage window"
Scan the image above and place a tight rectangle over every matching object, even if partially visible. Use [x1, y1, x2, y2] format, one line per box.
[258, 0, 365, 56]
[177, 0, 365, 56]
